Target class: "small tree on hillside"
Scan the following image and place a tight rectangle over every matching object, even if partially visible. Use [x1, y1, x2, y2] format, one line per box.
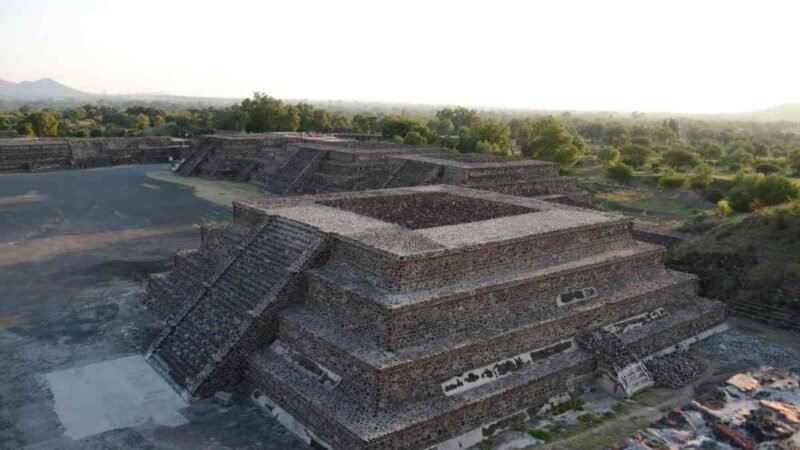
[596, 146, 620, 166]
[620, 144, 654, 168]
[662, 146, 702, 171]
[605, 162, 634, 184]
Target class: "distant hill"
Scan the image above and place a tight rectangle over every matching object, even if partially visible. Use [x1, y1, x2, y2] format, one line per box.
[740, 104, 800, 122]
[0, 78, 92, 99]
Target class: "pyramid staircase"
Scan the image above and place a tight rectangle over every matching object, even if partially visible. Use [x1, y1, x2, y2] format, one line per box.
[578, 330, 654, 397]
[267, 147, 324, 195]
[382, 159, 443, 188]
[146, 217, 326, 399]
[175, 138, 215, 177]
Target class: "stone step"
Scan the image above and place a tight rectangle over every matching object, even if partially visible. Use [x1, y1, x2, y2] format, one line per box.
[177, 140, 214, 177]
[146, 272, 198, 319]
[384, 160, 442, 188]
[250, 301, 723, 449]
[277, 278, 701, 410]
[147, 218, 326, 398]
[463, 165, 560, 183]
[470, 177, 580, 197]
[268, 148, 324, 195]
[246, 339, 594, 450]
[307, 244, 686, 347]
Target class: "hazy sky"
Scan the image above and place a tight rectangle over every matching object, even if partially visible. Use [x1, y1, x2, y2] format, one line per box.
[2, 0, 799, 113]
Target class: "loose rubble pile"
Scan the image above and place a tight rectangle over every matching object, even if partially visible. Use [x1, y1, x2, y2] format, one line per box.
[697, 329, 800, 372]
[645, 352, 707, 389]
[615, 367, 800, 449]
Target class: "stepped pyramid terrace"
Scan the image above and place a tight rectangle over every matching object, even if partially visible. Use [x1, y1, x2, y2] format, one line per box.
[145, 184, 726, 450]
[173, 134, 591, 206]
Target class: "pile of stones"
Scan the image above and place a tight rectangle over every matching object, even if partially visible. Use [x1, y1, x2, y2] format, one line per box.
[645, 352, 707, 389]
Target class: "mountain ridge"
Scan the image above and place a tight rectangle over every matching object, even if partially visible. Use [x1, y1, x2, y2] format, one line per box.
[0, 78, 92, 98]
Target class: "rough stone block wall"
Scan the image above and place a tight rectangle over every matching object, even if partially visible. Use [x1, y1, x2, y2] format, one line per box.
[331, 221, 635, 292]
[247, 351, 595, 450]
[280, 289, 697, 410]
[306, 259, 691, 349]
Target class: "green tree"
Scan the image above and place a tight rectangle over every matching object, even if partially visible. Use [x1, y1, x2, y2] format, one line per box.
[403, 131, 427, 145]
[727, 173, 763, 212]
[662, 146, 701, 171]
[241, 92, 289, 132]
[689, 164, 714, 190]
[352, 114, 379, 134]
[596, 146, 620, 165]
[381, 116, 430, 141]
[620, 144, 654, 168]
[152, 115, 166, 128]
[578, 122, 605, 144]
[788, 149, 800, 174]
[657, 171, 689, 190]
[603, 123, 629, 147]
[605, 162, 634, 184]
[436, 107, 479, 130]
[310, 109, 332, 132]
[464, 118, 511, 152]
[699, 140, 724, 161]
[754, 174, 800, 208]
[652, 126, 678, 145]
[28, 111, 59, 137]
[132, 113, 150, 130]
[17, 121, 34, 137]
[722, 148, 754, 171]
[518, 116, 582, 169]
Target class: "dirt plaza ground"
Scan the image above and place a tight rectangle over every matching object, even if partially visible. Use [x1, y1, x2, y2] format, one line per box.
[0, 165, 308, 450]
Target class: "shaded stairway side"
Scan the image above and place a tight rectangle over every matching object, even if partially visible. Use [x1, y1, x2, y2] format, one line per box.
[267, 147, 324, 195]
[382, 159, 443, 188]
[176, 138, 216, 177]
[146, 216, 327, 399]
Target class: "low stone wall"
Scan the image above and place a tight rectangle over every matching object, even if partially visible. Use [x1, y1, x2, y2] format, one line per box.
[632, 225, 688, 249]
[0, 137, 187, 173]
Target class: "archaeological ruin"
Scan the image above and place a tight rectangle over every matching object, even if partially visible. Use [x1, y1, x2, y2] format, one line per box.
[0, 137, 188, 173]
[145, 167, 726, 449]
[172, 134, 591, 206]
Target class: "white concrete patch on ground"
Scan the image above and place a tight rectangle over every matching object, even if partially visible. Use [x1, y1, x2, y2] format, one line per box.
[44, 354, 188, 440]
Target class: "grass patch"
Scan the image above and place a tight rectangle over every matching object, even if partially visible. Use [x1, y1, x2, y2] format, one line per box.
[16, 190, 40, 198]
[672, 201, 800, 312]
[145, 170, 265, 206]
[594, 189, 707, 224]
[551, 398, 585, 415]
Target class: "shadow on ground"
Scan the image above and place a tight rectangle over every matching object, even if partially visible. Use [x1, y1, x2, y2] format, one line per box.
[0, 165, 307, 450]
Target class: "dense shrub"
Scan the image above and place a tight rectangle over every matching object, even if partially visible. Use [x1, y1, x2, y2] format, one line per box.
[727, 173, 800, 212]
[755, 174, 800, 208]
[595, 146, 620, 165]
[620, 144, 655, 168]
[715, 199, 734, 217]
[754, 162, 783, 174]
[605, 162, 634, 184]
[689, 164, 714, 190]
[658, 171, 689, 190]
[402, 131, 427, 145]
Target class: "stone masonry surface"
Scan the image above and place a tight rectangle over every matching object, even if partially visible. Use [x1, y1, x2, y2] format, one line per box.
[0, 137, 188, 173]
[144, 182, 727, 449]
